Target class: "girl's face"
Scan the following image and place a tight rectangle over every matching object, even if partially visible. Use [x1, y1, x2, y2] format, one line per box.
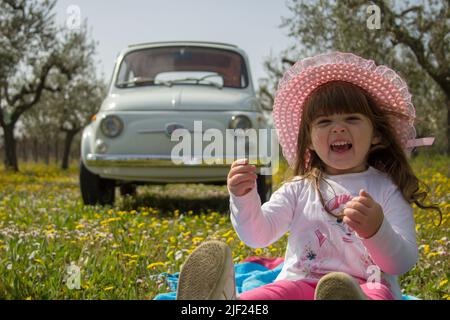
[309, 112, 380, 175]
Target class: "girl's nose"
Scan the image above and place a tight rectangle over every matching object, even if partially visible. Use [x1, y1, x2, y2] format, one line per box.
[332, 125, 347, 133]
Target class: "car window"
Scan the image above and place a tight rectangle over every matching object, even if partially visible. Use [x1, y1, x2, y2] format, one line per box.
[116, 46, 248, 89]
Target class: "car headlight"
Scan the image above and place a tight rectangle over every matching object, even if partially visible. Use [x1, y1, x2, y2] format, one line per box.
[229, 115, 252, 130]
[100, 115, 123, 138]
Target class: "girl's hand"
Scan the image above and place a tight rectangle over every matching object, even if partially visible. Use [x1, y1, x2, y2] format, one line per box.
[342, 189, 384, 239]
[227, 158, 257, 197]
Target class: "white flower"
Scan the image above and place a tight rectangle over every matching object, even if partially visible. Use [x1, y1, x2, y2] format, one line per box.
[28, 250, 39, 260]
[175, 250, 183, 261]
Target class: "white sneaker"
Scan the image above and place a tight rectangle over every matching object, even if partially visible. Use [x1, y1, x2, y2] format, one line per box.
[177, 240, 236, 300]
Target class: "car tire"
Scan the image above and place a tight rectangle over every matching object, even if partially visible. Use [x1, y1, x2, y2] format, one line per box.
[80, 161, 116, 206]
[256, 174, 272, 204]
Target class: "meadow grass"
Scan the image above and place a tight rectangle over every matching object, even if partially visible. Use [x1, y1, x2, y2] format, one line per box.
[0, 154, 448, 299]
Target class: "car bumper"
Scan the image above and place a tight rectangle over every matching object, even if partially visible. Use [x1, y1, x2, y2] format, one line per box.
[84, 153, 271, 182]
[85, 153, 271, 167]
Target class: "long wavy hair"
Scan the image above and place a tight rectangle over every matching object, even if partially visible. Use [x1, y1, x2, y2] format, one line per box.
[286, 81, 441, 223]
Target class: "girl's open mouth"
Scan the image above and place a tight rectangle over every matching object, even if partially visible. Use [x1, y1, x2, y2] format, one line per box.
[330, 142, 352, 153]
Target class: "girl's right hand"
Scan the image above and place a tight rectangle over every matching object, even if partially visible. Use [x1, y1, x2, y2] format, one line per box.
[227, 158, 258, 197]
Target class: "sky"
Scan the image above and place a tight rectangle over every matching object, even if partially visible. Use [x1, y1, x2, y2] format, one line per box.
[53, 0, 294, 88]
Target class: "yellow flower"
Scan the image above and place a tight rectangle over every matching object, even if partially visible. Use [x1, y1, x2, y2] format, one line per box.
[103, 286, 114, 291]
[147, 262, 165, 269]
[427, 252, 439, 259]
[192, 237, 204, 245]
[127, 260, 137, 266]
[222, 230, 233, 238]
[100, 217, 121, 225]
[439, 279, 448, 288]
[255, 248, 262, 256]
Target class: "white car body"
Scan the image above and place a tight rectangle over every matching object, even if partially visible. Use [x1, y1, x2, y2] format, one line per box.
[80, 41, 272, 204]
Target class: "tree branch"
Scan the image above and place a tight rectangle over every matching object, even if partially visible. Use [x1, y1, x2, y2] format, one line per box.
[372, 0, 447, 91]
[282, 58, 296, 66]
[259, 87, 274, 106]
[396, 6, 421, 18]
[4, 0, 25, 12]
[10, 58, 55, 124]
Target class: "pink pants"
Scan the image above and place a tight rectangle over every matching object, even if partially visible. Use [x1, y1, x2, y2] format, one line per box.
[239, 278, 395, 300]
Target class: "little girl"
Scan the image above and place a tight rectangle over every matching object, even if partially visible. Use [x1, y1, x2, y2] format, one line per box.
[176, 52, 439, 300]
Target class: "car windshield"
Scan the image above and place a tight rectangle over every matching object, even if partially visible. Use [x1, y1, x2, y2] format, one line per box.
[116, 46, 248, 89]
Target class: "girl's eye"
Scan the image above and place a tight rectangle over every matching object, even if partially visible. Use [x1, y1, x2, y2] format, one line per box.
[347, 117, 360, 121]
[317, 120, 331, 125]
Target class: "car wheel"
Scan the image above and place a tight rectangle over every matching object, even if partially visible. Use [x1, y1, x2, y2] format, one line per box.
[256, 174, 272, 204]
[80, 161, 115, 205]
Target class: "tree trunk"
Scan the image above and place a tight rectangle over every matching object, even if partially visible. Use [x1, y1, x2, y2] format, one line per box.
[446, 94, 450, 155]
[2, 124, 19, 171]
[437, 89, 450, 155]
[61, 129, 78, 170]
[44, 139, 50, 165]
[32, 138, 39, 162]
[21, 139, 28, 162]
[54, 137, 59, 164]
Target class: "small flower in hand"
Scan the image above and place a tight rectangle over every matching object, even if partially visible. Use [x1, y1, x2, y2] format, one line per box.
[342, 189, 384, 239]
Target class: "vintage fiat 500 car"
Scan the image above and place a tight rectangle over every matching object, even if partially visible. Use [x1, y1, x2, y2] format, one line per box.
[80, 41, 273, 205]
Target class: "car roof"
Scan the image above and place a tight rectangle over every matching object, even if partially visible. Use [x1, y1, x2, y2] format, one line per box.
[121, 41, 245, 56]
[128, 41, 238, 49]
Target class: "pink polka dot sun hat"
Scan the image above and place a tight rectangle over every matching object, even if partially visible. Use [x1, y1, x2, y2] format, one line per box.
[272, 51, 434, 168]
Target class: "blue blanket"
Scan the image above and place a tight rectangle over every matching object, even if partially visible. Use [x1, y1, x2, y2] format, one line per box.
[154, 259, 418, 300]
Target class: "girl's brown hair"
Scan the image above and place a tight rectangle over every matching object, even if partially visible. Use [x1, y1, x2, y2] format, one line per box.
[287, 81, 441, 222]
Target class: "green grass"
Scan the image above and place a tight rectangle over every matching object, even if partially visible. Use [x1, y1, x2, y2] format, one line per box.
[0, 154, 448, 299]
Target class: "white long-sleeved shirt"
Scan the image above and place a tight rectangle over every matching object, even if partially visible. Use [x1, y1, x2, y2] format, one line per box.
[229, 166, 418, 299]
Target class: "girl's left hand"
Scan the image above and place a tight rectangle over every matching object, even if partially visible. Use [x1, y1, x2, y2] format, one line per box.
[342, 189, 384, 239]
